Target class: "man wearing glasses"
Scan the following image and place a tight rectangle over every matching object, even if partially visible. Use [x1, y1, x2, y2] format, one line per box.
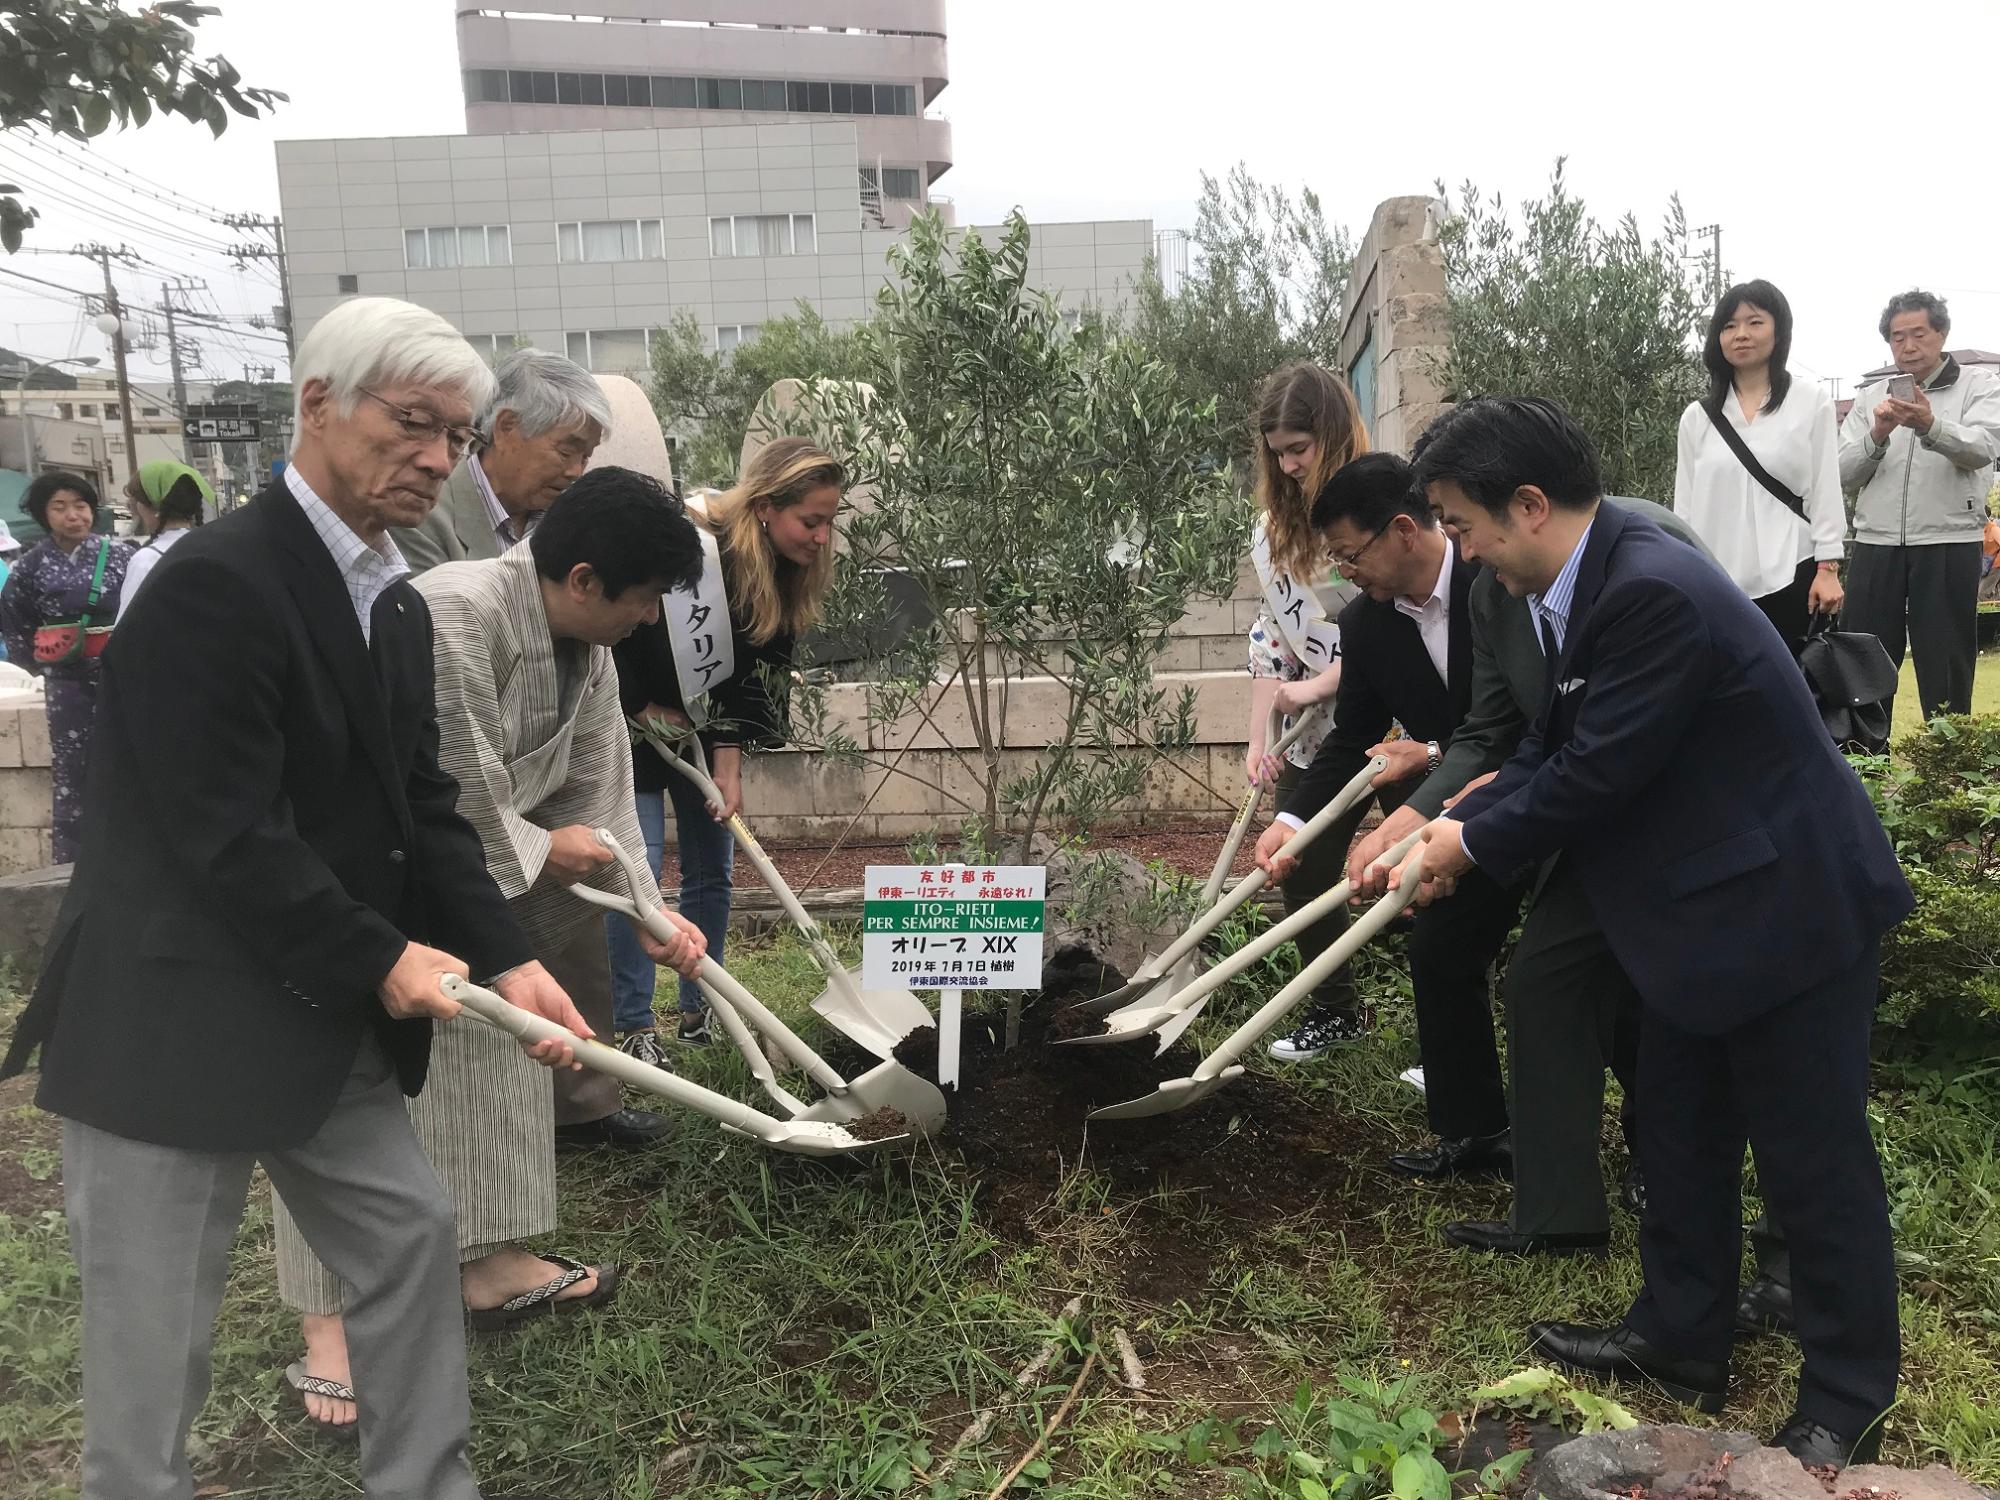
[1253, 452, 1519, 1186]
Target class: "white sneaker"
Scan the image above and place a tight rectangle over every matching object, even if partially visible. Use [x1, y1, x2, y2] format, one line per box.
[1399, 1066, 1427, 1094]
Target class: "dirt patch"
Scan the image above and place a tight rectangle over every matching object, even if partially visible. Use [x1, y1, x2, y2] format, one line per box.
[868, 997, 1392, 1214]
[0, 1072, 61, 1219]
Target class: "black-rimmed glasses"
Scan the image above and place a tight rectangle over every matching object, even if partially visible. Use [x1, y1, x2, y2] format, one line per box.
[358, 388, 478, 459]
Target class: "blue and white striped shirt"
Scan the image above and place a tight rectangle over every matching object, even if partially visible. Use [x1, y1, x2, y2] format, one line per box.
[1528, 521, 1593, 655]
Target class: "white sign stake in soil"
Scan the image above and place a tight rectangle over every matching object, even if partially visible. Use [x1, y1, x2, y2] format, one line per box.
[863, 864, 1046, 1089]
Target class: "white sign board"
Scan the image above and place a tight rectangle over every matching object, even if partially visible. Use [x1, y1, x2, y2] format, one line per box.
[861, 865, 1046, 991]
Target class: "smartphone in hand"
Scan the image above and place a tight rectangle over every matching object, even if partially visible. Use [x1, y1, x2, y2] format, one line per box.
[1888, 373, 1917, 401]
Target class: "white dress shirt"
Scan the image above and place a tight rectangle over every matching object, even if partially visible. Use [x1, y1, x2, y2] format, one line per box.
[115, 527, 190, 623]
[1392, 539, 1455, 681]
[284, 465, 409, 643]
[1672, 382, 1845, 600]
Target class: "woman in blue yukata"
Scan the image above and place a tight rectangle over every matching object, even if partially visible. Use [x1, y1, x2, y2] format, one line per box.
[0, 472, 134, 862]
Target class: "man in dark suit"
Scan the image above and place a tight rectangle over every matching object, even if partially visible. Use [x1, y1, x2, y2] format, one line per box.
[1254, 452, 1516, 1180]
[1402, 397, 1912, 1469]
[1347, 496, 1707, 1255]
[1, 296, 594, 1497]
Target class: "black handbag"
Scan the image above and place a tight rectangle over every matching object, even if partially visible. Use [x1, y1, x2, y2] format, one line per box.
[1796, 614, 1899, 754]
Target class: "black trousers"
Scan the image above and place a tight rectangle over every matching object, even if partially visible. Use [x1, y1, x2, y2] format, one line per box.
[1752, 557, 1818, 649]
[1625, 947, 1897, 1435]
[1273, 763, 1372, 1021]
[1504, 858, 1641, 1234]
[1405, 866, 1518, 1140]
[1845, 540, 1983, 718]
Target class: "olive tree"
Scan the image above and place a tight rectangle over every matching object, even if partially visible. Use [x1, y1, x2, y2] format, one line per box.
[1433, 160, 1706, 502]
[795, 211, 1249, 868]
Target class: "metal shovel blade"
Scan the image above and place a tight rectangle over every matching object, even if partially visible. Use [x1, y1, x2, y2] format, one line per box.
[1087, 1065, 1246, 1121]
[721, 1118, 910, 1156]
[797, 1055, 950, 1137]
[1056, 955, 1201, 1046]
[811, 972, 935, 1060]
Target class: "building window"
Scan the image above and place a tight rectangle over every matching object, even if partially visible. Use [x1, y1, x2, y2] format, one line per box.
[463, 68, 507, 104]
[141, 405, 162, 417]
[653, 75, 696, 109]
[404, 224, 511, 270]
[103, 405, 120, 421]
[879, 168, 922, 200]
[77, 404, 94, 418]
[565, 328, 651, 373]
[462, 333, 520, 364]
[709, 213, 816, 258]
[337, 273, 359, 295]
[490, 67, 919, 117]
[558, 219, 664, 263]
[715, 324, 760, 354]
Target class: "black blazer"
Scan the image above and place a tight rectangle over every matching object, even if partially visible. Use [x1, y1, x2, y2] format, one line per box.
[1280, 540, 1476, 823]
[1454, 503, 1912, 1031]
[1, 481, 534, 1150]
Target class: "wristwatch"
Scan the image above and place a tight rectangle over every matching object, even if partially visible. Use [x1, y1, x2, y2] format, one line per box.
[1425, 740, 1442, 773]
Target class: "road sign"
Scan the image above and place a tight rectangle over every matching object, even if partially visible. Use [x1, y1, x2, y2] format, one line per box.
[183, 402, 262, 444]
[861, 864, 1046, 991]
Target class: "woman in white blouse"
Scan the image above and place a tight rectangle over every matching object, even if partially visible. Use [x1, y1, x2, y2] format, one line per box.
[1673, 280, 1845, 645]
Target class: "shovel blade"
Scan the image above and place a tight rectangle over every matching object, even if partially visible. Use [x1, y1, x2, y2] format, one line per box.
[810, 973, 935, 1059]
[1086, 1065, 1244, 1121]
[798, 1059, 950, 1137]
[722, 1119, 907, 1156]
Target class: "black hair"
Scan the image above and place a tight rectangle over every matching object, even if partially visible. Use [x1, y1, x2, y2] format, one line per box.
[1309, 452, 1434, 534]
[528, 465, 703, 599]
[1703, 279, 1794, 413]
[24, 471, 99, 532]
[1410, 397, 1603, 519]
[1878, 288, 1949, 342]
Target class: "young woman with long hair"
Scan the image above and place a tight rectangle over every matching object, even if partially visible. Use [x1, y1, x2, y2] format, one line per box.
[1243, 364, 1373, 1059]
[1674, 280, 1845, 645]
[607, 436, 843, 1058]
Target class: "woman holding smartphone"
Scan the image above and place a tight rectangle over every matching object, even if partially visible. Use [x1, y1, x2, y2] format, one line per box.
[1673, 280, 1846, 645]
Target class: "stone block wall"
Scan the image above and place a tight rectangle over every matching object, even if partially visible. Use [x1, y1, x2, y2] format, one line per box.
[0, 694, 54, 876]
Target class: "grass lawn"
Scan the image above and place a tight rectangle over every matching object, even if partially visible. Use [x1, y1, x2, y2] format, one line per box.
[1890, 646, 2000, 739]
[1, 924, 1996, 1499]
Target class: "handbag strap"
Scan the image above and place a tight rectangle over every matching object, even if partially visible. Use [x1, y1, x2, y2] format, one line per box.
[78, 537, 111, 626]
[1701, 397, 1807, 521]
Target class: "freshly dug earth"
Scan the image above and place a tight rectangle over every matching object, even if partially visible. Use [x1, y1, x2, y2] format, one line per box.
[880, 997, 1391, 1211]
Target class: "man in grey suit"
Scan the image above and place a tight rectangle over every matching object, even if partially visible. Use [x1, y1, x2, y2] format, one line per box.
[1348, 495, 1707, 1255]
[394, 351, 674, 1158]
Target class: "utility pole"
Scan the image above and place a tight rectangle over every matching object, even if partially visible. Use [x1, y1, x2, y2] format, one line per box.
[1692, 222, 1723, 303]
[159, 279, 199, 463]
[223, 213, 294, 365]
[79, 243, 142, 489]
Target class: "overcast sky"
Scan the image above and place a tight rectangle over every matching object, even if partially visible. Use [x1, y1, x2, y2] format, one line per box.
[3, 0, 1994, 410]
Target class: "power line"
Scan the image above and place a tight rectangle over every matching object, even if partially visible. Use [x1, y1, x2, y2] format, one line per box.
[0, 148, 241, 256]
[0, 263, 95, 299]
[11, 136, 239, 223]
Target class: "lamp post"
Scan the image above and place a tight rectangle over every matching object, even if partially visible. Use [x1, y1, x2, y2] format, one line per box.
[5, 356, 102, 476]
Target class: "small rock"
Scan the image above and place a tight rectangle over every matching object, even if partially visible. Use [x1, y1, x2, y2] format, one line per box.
[1537, 1425, 1760, 1500]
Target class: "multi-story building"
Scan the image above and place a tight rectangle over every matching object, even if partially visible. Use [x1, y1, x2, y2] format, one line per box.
[454, 1, 952, 230]
[0, 377, 230, 504]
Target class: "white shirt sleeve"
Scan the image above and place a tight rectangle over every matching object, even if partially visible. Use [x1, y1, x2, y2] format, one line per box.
[1804, 388, 1847, 562]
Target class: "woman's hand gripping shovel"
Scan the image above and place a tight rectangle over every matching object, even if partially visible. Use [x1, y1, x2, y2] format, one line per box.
[1063, 742, 1386, 1054]
[634, 718, 934, 1061]
[1086, 830, 1424, 1121]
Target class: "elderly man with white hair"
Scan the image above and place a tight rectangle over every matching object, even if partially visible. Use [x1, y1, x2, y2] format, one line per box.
[393, 345, 613, 569]
[1, 296, 593, 1499]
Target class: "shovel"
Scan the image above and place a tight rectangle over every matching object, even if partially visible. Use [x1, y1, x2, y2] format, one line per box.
[1063, 751, 1387, 1027]
[1086, 838, 1428, 1122]
[561, 826, 947, 1143]
[637, 722, 935, 1061]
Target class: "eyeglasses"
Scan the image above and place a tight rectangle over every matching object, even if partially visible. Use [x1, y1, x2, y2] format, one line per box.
[358, 388, 478, 459]
[1328, 527, 1388, 574]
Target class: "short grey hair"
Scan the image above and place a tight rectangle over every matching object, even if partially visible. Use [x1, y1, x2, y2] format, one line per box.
[485, 348, 614, 441]
[289, 297, 495, 453]
[1879, 288, 1950, 342]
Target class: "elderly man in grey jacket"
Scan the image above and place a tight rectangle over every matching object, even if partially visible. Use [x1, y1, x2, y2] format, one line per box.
[1837, 289, 2000, 719]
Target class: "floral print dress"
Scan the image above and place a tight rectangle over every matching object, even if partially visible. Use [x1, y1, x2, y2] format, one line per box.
[0, 535, 134, 863]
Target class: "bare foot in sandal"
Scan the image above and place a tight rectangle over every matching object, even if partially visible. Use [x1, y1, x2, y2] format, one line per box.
[461, 1246, 620, 1330]
[291, 1313, 358, 1430]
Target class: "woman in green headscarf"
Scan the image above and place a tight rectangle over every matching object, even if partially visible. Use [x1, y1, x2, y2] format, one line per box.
[116, 461, 213, 622]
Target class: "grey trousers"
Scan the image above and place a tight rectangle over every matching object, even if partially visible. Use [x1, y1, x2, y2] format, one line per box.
[551, 917, 622, 1126]
[1504, 859, 1641, 1236]
[1844, 540, 1983, 719]
[62, 1037, 479, 1500]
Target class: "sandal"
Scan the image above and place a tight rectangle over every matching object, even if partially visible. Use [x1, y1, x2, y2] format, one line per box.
[466, 1253, 623, 1333]
[284, 1360, 359, 1443]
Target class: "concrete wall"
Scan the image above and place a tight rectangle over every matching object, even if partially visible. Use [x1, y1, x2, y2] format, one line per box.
[1338, 195, 1450, 456]
[0, 692, 55, 875]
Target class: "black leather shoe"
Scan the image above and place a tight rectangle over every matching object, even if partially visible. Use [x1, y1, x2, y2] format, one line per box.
[1772, 1413, 1882, 1469]
[1735, 1273, 1795, 1338]
[555, 1108, 670, 1149]
[1387, 1130, 1512, 1180]
[1444, 1220, 1609, 1257]
[1527, 1320, 1728, 1412]
[1620, 1164, 1647, 1217]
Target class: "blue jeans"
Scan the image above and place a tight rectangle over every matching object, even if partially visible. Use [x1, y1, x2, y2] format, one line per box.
[606, 778, 735, 1031]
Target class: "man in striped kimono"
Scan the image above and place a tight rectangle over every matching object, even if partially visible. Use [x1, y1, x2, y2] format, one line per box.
[273, 466, 709, 1432]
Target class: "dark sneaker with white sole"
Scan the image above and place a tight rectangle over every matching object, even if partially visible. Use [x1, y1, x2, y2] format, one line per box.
[676, 1012, 712, 1047]
[615, 1029, 665, 1068]
[1267, 1010, 1370, 1061]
